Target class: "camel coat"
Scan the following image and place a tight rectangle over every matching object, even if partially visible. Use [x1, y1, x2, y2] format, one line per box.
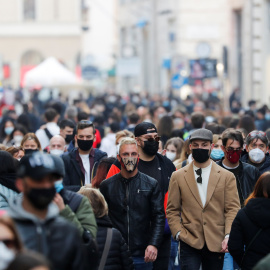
[167, 161, 240, 252]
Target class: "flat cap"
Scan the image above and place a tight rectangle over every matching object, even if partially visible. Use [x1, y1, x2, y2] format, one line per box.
[189, 128, 213, 142]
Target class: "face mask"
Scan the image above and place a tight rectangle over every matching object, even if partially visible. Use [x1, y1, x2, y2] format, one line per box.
[0, 242, 15, 270]
[77, 139, 93, 151]
[210, 149, 224, 161]
[249, 148, 265, 163]
[166, 151, 176, 161]
[50, 149, 64, 156]
[120, 156, 139, 173]
[4, 127, 14, 135]
[226, 150, 242, 164]
[65, 134, 74, 144]
[13, 135, 23, 144]
[142, 140, 159, 156]
[55, 180, 64, 193]
[24, 149, 39, 156]
[26, 187, 56, 210]
[192, 148, 210, 163]
[265, 113, 270, 120]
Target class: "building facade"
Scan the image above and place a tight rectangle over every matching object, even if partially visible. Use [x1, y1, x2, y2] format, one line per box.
[0, 0, 84, 87]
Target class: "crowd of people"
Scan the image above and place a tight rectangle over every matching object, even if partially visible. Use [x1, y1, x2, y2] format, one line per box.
[0, 90, 270, 270]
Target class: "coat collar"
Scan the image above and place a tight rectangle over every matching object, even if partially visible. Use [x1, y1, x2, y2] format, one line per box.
[183, 161, 221, 209]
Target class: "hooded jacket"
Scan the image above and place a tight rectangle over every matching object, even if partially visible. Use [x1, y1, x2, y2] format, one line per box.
[100, 171, 165, 257]
[241, 153, 270, 175]
[96, 216, 134, 270]
[228, 198, 270, 270]
[62, 147, 107, 192]
[8, 196, 85, 270]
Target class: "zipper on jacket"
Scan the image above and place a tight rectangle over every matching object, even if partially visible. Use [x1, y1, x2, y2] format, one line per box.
[125, 182, 130, 246]
[36, 225, 42, 253]
[137, 189, 150, 193]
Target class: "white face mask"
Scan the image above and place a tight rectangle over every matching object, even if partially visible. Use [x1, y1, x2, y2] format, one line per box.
[0, 241, 15, 270]
[249, 148, 265, 163]
[13, 135, 23, 144]
[165, 151, 176, 161]
[50, 149, 64, 156]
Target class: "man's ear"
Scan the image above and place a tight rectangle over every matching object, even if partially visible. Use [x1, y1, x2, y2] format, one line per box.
[135, 137, 141, 147]
[16, 178, 24, 193]
[93, 135, 96, 142]
[246, 144, 249, 152]
[117, 154, 121, 163]
[221, 145, 226, 153]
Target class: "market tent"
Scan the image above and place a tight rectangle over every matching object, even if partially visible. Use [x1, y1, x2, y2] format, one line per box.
[23, 57, 80, 87]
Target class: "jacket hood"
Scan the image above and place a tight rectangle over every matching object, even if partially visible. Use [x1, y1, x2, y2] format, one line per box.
[245, 198, 270, 228]
[8, 195, 59, 223]
[96, 215, 113, 228]
[241, 153, 270, 171]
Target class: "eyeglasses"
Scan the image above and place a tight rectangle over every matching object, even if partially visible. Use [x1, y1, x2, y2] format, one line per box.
[195, 168, 202, 184]
[1, 239, 17, 249]
[141, 136, 161, 142]
[247, 131, 266, 139]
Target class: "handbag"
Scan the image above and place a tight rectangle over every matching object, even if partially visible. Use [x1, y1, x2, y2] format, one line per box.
[239, 228, 263, 269]
[98, 228, 113, 270]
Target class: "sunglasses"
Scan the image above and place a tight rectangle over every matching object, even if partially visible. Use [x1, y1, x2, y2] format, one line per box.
[247, 131, 266, 139]
[195, 168, 202, 184]
[1, 239, 17, 249]
[141, 136, 161, 142]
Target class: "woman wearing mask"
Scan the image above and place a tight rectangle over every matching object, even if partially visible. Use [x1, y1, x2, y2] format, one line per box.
[210, 135, 224, 161]
[174, 139, 192, 170]
[9, 125, 28, 147]
[164, 137, 184, 163]
[0, 213, 23, 270]
[0, 118, 15, 146]
[229, 172, 270, 270]
[0, 151, 20, 210]
[6, 146, 25, 161]
[78, 187, 134, 270]
[20, 133, 41, 155]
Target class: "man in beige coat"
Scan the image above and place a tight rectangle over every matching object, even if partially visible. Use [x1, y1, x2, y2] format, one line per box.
[167, 129, 240, 270]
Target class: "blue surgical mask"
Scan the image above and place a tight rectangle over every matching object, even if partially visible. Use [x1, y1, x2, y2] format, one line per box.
[4, 127, 14, 135]
[55, 180, 64, 193]
[265, 113, 270, 120]
[210, 149, 224, 161]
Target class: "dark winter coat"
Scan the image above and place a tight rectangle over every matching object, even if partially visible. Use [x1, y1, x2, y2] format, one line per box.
[241, 153, 270, 175]
[228, 198, 270, 270]
[96, 216, 134, 270]
[100, 171, 165, 257]
[217, 160, 260, 201]
[62, 148, 107, 192]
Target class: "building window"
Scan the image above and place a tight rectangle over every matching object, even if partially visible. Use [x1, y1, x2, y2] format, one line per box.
[23, 0, 36, 20]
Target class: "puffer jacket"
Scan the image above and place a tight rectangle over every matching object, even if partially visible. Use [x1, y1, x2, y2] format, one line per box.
[0, 184, 19, 210]
[96, 216, 134, 270]
[8, 196, 86, 270]
[100, 171, 165, 257]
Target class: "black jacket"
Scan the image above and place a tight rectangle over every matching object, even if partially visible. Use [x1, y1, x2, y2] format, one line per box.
[228, 198, 270, 270]
[241, 153, 270, 175]
[8, 197, 85, 270]
[62, 148, 107, 191]
[100, 171, 165, 257]
[217, 160, 260, 203]
[96, 216, 134, 270]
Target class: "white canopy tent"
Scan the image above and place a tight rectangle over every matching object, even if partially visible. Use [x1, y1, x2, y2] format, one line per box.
[23, 57, 80, 88]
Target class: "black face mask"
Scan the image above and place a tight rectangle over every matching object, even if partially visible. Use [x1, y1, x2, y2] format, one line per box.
[26, 187, 56, 210]
[142, 140, 159, 156]
[65, 134, 74, 144]
[192, 148, 210, 163]
[77, 139, 93, 151]
[24, 149, 39, 156]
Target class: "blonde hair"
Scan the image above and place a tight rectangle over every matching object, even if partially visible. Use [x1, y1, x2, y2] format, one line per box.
[119, 137, 137, 153]
[20, 133, 42, 151]
[78, 187, 108, 218]
[213, 134, 222, 145]
[115, 129, 134, 145]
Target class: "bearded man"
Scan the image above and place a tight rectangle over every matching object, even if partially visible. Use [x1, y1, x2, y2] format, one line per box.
[100, 138, 165, 270]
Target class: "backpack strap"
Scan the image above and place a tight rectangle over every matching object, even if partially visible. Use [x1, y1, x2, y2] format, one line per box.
[98, 228, 113, 270]
[44, 128, 53, 140]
